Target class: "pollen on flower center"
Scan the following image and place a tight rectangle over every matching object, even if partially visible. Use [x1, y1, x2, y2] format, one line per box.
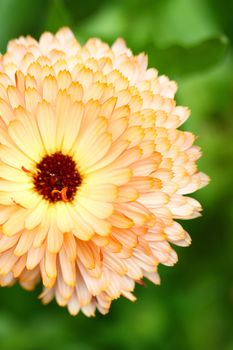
[33, 152, 82, 203]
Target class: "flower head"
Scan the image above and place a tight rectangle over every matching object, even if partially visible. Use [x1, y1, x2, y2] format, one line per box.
[0, 28, 209, 316]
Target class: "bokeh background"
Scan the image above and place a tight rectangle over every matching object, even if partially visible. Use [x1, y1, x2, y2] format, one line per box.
[0, 0, 232, 349]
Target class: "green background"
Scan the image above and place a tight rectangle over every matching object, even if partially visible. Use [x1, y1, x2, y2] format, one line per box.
[0, 0, 232, 349]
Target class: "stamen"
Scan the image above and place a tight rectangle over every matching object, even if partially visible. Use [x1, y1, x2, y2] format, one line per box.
[11, 197, 26, 208]
[51, 189, 61, 196]
[50, 187, 69, 202]
[22, 166, 31, 174]
[50, 174, 57, 186]
[61, 187, 69, 202]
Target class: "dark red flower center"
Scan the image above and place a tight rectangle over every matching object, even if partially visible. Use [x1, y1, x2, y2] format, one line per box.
[33, 152, 82, 203]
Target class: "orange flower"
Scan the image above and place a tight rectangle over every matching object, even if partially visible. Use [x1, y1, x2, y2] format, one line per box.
[0, 28, 209, 316]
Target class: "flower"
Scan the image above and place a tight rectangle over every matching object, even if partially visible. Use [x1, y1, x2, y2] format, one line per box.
[0, 28, 209, 316]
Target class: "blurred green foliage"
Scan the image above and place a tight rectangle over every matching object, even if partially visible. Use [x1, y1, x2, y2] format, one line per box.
[0, 0, 232, 349]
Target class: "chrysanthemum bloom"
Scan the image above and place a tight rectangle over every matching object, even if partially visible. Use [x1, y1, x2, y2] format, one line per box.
[0, 28, 209, 316]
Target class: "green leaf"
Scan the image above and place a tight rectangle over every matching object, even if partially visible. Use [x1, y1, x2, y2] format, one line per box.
[147, 36, 229, 78]
[44, 0, 73, 33]
[148, 0, 220, 47]
[0, 0, 49, 52]
[76, 3, 127, 42]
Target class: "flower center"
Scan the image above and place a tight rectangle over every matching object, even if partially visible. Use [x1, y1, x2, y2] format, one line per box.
[33, 152, 82, 203]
